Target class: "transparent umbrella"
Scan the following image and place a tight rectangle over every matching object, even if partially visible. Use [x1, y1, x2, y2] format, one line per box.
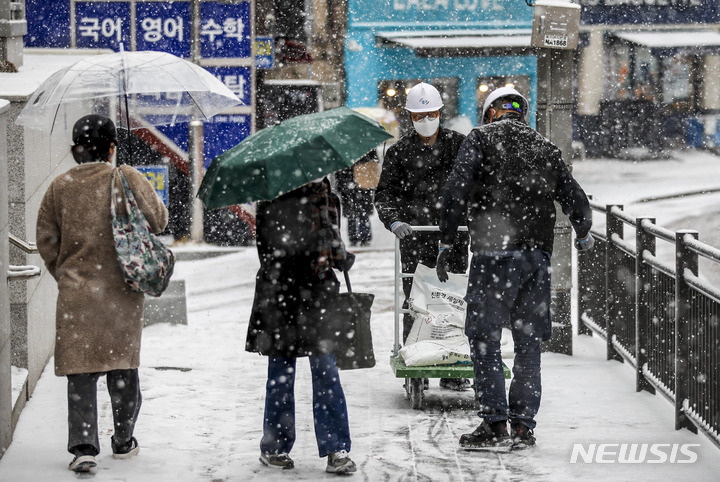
[15, 49, 242, 134]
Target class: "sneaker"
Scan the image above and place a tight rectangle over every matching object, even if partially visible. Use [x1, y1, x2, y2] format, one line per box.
[439, 378, 471, 391]
[69, 445, 97, 473]
[326, 450, 357, 474]
[112, 436, 140, 459]
[511, 423, 536, 449]
[459, 420, 511, 450]
[69, 454, 96, 473]
[260, 452, 295, 469]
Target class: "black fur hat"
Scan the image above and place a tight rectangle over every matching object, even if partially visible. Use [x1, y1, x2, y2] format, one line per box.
[71, 115, 117, 164]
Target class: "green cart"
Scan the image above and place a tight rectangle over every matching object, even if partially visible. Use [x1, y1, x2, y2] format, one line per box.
[391, 226, 511, 410]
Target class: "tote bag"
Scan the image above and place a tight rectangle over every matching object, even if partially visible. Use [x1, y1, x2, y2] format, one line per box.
[111, 168, 175, 297]
[325, 270, 376, 370]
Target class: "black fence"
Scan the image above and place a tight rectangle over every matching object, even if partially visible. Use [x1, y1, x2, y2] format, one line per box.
[578, 200, 720, 447]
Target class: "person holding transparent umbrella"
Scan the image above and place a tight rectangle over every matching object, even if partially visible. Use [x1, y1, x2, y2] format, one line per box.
[35, 115, 168, 473]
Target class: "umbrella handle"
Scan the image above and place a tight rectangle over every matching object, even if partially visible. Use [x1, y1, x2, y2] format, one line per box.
[343, 269, 353, 293]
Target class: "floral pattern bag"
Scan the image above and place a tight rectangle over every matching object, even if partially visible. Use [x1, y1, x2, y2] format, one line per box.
[111, 168, 175, 297]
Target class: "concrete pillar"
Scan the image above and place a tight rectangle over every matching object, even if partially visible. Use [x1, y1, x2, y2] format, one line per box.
[577, 29, 604, 116]
[536, 48, 576, 355]
[0, 99, 11, 457]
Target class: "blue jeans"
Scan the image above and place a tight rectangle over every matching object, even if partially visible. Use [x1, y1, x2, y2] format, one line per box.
[261, 354, 351, 457]
[464, 248, 551, 430]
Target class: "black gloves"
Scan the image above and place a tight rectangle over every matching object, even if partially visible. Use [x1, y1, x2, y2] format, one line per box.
[436, 243, 452, 282]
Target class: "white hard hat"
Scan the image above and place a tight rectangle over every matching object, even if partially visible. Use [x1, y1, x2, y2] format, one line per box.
[481, 86, 529, 125]
[405, 82, 444, 113]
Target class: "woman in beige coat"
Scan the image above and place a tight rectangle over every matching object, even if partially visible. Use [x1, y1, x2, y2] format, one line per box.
[36, 115, 168, 473]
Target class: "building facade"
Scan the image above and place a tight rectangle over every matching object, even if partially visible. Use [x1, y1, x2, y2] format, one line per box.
[344, 0, 537, 135]
[575, 0, 720, 156]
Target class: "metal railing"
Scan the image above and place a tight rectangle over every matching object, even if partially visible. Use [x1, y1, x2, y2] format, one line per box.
[7, 233, 41, 280]
[578, 201, 720, 447]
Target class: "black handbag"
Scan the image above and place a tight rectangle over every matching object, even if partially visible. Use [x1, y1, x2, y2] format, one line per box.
[327, 270, 376, 370]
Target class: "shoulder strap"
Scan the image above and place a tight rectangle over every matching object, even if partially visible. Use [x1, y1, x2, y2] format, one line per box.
[111, 168, 129, 218]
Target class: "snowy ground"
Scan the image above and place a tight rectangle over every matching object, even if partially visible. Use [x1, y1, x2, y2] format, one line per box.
[2, 149, 720, 481]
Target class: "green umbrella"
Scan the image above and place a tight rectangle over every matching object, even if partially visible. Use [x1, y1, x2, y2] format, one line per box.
[198, 106, 394, 209]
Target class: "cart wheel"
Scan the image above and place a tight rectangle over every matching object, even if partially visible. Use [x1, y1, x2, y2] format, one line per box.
[404, 378, 412, 399]
[410, 378, 424, 410]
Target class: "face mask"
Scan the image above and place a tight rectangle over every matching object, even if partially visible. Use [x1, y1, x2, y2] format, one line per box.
[412, 116, 440, 137]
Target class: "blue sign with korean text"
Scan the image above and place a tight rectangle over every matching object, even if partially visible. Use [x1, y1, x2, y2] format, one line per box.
[203, 114, 252, 168]
[25, 0, 70, 47]
[200, 1, 251, 58]
[136, 2, 191, 57]
[255, 36, 274, 69]
[75, 1, 131, 50]
[136, 165, 170, 206]
[204, 66, 251, 106]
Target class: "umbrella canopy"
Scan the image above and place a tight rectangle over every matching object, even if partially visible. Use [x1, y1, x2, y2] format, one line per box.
[198, 107, 394, 209]
[15, 50, 242, 133]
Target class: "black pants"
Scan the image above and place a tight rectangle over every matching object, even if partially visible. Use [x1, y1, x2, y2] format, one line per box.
[67, 369, 142, 454]
[400, 231, 469, 342]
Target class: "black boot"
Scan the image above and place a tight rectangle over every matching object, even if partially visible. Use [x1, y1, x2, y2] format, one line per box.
[510, 423, 536, 449]
[459, 420, 511, 449]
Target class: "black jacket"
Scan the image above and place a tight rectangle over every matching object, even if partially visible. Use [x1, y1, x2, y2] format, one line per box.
[246, 181, 343, 357]
[440, 116, 592, 254]
[374, 127, 466, 229]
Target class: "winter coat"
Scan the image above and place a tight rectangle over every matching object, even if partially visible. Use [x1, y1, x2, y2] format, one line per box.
[440, 115, 592, 254]
[36, 162, 168, 376]
[374, 127, 469, 273]
[374, 127, 466, 229]
[246, 180, 347, 358]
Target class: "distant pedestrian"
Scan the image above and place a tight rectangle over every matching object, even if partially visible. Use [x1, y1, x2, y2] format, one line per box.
[374, 81, 470, 391]
[437, 87, 594, 450]
[35, 115, 169, 473]
[246, 177, 358, 475]
[336, 150, 380, 246]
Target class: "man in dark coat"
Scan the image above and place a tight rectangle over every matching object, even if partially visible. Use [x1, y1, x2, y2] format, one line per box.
[374, 82, 470, 390]
[437, 87, 594, 450]
[246, 178, 358, 475]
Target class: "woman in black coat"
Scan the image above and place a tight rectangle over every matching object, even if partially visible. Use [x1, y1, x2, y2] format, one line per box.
[246, 178, 357, 475]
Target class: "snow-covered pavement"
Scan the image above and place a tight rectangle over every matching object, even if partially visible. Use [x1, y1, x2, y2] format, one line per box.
[2, 150, 720, 481]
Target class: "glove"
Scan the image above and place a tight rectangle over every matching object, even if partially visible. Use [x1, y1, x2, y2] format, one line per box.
[390, 221, 412, 239]
[336, 252, 356, 272]
[436, 243, 452, 282]
[575, 233, 595, 251]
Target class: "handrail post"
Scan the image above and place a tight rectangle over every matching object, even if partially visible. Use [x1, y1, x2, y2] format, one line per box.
[675, 230, 699, 433]
[635, 217, 656, 394]
[605, 204, 624, 362]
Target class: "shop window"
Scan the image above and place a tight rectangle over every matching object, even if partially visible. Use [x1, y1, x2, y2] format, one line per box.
[604, 44, 632, 101]
[633, 48, 659, 102]
[661, 56, 694, 112]
[476, 76, 530, 124]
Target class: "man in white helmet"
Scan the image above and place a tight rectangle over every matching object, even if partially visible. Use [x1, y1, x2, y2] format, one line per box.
[436, 87, 594, 450]
[374, 82, 471, 391]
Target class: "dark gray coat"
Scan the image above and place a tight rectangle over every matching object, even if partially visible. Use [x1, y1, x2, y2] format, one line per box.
[440, 115, 592, 254]
[246, 182, 343, 358]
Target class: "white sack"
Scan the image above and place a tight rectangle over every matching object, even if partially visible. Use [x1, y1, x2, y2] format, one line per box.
[399, 338, 473, 367]
[406, 264, 468, 345]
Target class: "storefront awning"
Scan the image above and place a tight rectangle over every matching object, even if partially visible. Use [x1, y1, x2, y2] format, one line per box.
[376, 29, 533, 57]
[611, 30, 720, 55]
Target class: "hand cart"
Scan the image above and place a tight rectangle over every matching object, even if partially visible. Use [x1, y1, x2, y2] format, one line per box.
[389, 226, 510, 409]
